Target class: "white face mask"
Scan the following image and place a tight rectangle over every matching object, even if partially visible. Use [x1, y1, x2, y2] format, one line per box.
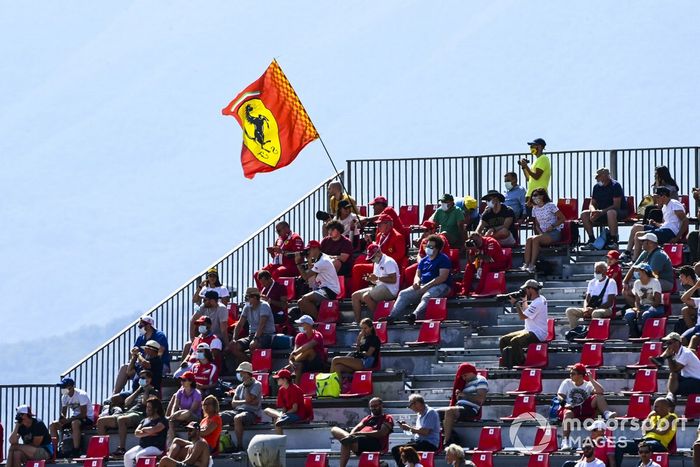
[198, 325, 208, 334]
[594, 273, 604, 281]
[425, 247, 435, 257]
[486, 200, 495, 209]
[236, 372, 243, 381]
[61, 388, 69, 396]
[532, 196, 543, 205]
[196, 352, 205, 360]
[439, 203, 449, 211]
[298, 326, 305, 333]
[138, 327, 147, 336]
[596, 181, 604, 187]
[504, 181, 513, 190]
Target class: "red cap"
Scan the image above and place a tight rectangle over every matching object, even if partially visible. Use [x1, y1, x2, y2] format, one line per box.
[366, 243, 380, 258]
[376, 213, 393, 223]
[369, 196, 388, 205]
[306, 240, 321, 249]
[180, 371, 196, 382]
[273, 369, 292, 380]
[195, 316, 211, 324]
[606, 250, 620, 259]
[571, 363, 587, 374]
[422, 220, 437, 230]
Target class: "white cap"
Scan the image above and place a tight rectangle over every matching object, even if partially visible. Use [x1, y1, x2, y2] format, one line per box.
[638, 232, 658, 243]
[144, 340, 161, 351]
[295, 315, 315, 326]
[16, 404, 31, 416]
[140, 316, 155, 326]
[196, 343, 211, 351]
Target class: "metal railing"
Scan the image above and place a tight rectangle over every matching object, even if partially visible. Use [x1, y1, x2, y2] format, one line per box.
[1, 385, 59, 456]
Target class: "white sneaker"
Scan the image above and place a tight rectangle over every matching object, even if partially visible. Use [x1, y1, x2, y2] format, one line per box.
[520, 263, 530, 271]
[527, 264, 536, 273]
[560, 436, 570, 451]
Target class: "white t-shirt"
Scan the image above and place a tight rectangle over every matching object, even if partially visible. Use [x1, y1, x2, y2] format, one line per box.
[574, 459, 606, 467]
[632, 278, 662, 306]
[557, 379, 594, 407]
[62, 388, 93, 420]
[337, 213, 360, 238]
[373, 254, 400, 296]
[198, 285, 230, 301]
[311, 254, 341, 294]
[532, 202, 562, 232]
[523, 296, 548, 341]
[586, 277, 618, 304]
[661, 199, 685, 234]
[675, 345, 700, 379]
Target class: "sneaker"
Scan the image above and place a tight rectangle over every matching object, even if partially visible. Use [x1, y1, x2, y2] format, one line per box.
[606, 241, 619, 249]
[603, 410, 617, 421]
[581, 241, 596, 250]
[406, 314, 416, 326]
[526, 264, 536, 273]
[111, 448, 126, 458]
[520, 263, 530, 271]
[560, 437, 571, 451]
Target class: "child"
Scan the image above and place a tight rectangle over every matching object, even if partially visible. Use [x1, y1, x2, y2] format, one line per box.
[606, 250, 622, 292]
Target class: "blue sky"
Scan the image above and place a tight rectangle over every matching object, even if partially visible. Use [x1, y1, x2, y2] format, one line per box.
[1, 1, 699, 383]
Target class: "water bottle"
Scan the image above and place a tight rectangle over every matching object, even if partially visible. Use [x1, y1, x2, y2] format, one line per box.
[549, 396, 560, 422]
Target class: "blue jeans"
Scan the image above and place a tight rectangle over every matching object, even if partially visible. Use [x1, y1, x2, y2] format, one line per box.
[389, 283, 451, 320]
[624, 305, 663, 337]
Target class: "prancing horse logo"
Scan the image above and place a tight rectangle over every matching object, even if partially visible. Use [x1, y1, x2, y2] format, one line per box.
[237, 98, 281, 167]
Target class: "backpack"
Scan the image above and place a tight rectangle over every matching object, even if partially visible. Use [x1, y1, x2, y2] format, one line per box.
[218, 431, 233, 453]
[565, 325, 589, 342]
[315, 372, 341, 398]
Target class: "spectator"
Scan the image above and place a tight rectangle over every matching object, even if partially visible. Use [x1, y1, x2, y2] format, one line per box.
[199, 395, 222, 453]
[689, 187, 700, 263]
[387, 235, 451, 325]
[330, 397, 394, 467]
[462, 232, 510, 296]
[191, 344, 219, 396]
[614, 399, 677, 466]
[503, 171, 527, 219]
[174, 316, 222, 378]
[520, 188, 566, 272]
[457, 195, 480, 231]
[123, 397, 167, 467]
[438, 363, 488, 445]
[7, 405, 53, 467]
[220, 362, 262, 452]
[392, 394, 440, 467]
[165, 372, 202, 446]
[499, 280, 548, 368]
[115, 340, 164, 397]
[327, 180, 356, 217]
[444, 443, 469, 467]
[360, 195, 409, 239]
[335, 199, 360, 244]
[295, 240, 340, 320]
[624, 187, 687, 262]
[565, 261, 618, 329]
[399, 446, 425, 467]
[288, 315, 326, 382]
[321, 220, 355, 276]
[257, 269, 289, 328]
[191, 291, 229, 348]
[558, 363, 616, 451]
[230, 287, 275, 364]
[265, 368, 307, 434]
[412, 220, 451, 252]
[113, 316, 170, 394]
[48, 377, 94, 458]
[519, 138, 550, 202]
[637, 442, 663, 467]
[430, 193, 466, 247]
[562, 437, 606, 467]
[99, 369, 159, 458]
[642, 166, 680, 224]
[158, 421, 210, 467]
[352, 213, 406, 293]
[653, 332, 700, 401]
[606, 250, 623, 292]
[193, 268, 229, 305]
[678, 266, 700, 337]
[581, 167, 627, 249]
[624, 263, 663, 339]
[330, 318, 381, 375]
[621, 234, 674, 307]
[351, 243, 399, 323]
[476, 190, 516, 246]
[261, 221, 304, 279]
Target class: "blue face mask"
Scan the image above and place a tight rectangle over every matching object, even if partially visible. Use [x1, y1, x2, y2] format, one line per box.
[139, 378, 147, 387]
[236, 372, 243, 381]
[633, 271, 641, 280]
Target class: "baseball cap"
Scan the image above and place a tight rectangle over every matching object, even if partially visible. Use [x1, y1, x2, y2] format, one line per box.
[295, 315, 315, 326]
[236, 362, 254, 374]
[662, 332, 682, 342]
[139, 316, 155, 326]
[306, 240, 321, 249]
[369, 196, 388, 205]
[204, 290, 219, 300]
[638, 232, 658, 243]
[196, 342, 210, 351]
[273, 369, 292, 380]
[527, 138, 546, 147]
[245, 287, 261, 298]
[634, 262, 653, 275]
[16, 404, 32, 416]
[595, 167, 611, 177]
[571, 363, 587, 374]
[366, 243, 380, 258]
[606, 250, 620, 259]
[337, 199, 351, 209]
[463, 196, 477, 210]
[56, 377, 75, 388]
[439, 193, 454, 203]
[521, 279, 543, 290]
[144, 340, 161, 351]
[195, 316, 211, 325]
[206, 268, 218, 275]
[376, 213, 393, 223]
[421, 220, 437, 230]
[180, 371, 196, 382]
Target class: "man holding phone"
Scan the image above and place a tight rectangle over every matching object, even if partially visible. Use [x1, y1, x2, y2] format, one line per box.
[518, 138, 551, 205]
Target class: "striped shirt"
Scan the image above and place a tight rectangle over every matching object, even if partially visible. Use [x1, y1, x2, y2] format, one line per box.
[459, 375, 489, 409]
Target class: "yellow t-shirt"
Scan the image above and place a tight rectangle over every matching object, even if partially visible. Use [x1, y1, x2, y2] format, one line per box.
[644, 413, 678, 448]
[329, 194, 356, 215]
[526, 154, 551, 196]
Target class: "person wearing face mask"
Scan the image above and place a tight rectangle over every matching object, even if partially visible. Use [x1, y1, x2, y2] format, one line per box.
[499, 280, 549, 368]
[48, 378, 93, 458]
[229, 287, 275, 365]
[352, 214, 406, 293]
[295, 240, 341, 320]
[565, 261, 618, 329]
[174, 316, 222, 378]
[158, 421, 210, 467]
[351, 243, 400, 323]
[190, 291, 229, 348]
[503, 171, 527, 219]
[624, 263, 663, 339]
[677, 265, 700, 338]
[462, 232, 510, 296]
[219, 362, 262, 452]
[621, 233, 675, 307]
[581, 167, 627, 249]
[165, 372, 202, 447]
[119, 340, 163, 396]
[518, 137, 550, 204]
[288, 315, 326, 382]
[476, 190, 516, 247]
[521, 188, 566, 273]
[191, 344, 219, 396]
[359, 195, 409, 240]
[330, 397, 394, 467]
[430, 193, 466, 247]
[123, 397, 167, 467]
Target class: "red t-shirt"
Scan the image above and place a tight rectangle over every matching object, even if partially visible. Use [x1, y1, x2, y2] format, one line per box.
[189, 334, 222, 364]
[261, 280, 288, 314]
[294, 330, 326, 361]
[276, 383, 307, 420]
[418, 234, 451, 257]
[607, 263, 623, 292]
[376, 228, 406, 264]
[192, 361, 219, 387]
[358, 413, 395, 453]
[481, 236, 506, 265]
[277, 233, 305, 274]
[201, 414, 222, 451]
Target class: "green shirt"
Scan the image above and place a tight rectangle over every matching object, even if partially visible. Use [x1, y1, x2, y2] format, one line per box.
[526, 154, 551, 196]
[431, 207, 466, 246]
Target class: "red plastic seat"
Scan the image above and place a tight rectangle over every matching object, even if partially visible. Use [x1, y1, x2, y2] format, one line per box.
[617, 393, 652, 420]
[92, 403, 102, 424]
[502, 248, 513, 269]
[664, 243, 684, 267]
[420, 298, 447, 322]
[251, 348, 272, 372]
[472, 451, 493, 467]
[358, 205, 368, 217]
[302, 396, 314, 422]
[448, 248, 461, 272]
[662, 293, 673, 316]
[406, 320, 441, 346]
[500, 395, 537, 421]
[374, 321, 388, 344]
[305, 452, 328, 467]
[422, 204, 438, 222]
[627, 341, 663, 369]
[575, 318, 610, 342]
[253, 372, 270, 397]
[545, 319, 555, 343]
[476, 426, 503, 452]
[513, 343, 549, 369]
[529, 426, 558, 454]
[680, 194, 690, 214]
[417, 451, 435, 467]
[26, 462, 46, 467]
[527, 453, 550, 467]
[621, 369, 658, 395]
[507, 369, 543, 395]
[337, 276, 346, 300]
[357, 452, 381, 467]
[651, 452, 669, 467]
[399, 205, 420, 227]
[557, 198, 579, 221]
[579, 342, 604, 368]
[318, 300, 340, 323]
[472, 271, 507, 298]
[85, 435, 110, 460]
[227, 301, 240, 327]
[582, 197, 592, 212]
[374, 300, 394, 321]
[624, 196, 638, 221]
[318, 323, 337, 346]
[684, 394, 700, 420]
[82, 460, 104, 467]
[629, 317, 667, 342]
[340, 371, 373, 398]
[279, 277, 296, 300]
[135, 457, 158, 467]
[300, 372, 317, 397]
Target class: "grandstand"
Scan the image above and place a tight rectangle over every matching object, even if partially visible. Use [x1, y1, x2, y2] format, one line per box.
[2, 146, 699, 466]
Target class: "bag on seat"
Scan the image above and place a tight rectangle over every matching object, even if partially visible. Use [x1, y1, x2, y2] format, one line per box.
[315, 372, 341, 398]
[565, 325, 589, 342]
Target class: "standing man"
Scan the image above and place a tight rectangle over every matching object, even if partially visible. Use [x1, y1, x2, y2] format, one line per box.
[7, 405, 53, 467]
[503, 172, 527, 219]
[392, 394, 440, 467]
[330, 398, 394, 467]
[430, 194, 466, 248]
[519, 138, 550, 203]
[49, 378, 94, 458]
[581, 167, 627, 249]
[499, 280, 549, 368]
[295, 240, 341, 320]
[351, 243, 400, 323]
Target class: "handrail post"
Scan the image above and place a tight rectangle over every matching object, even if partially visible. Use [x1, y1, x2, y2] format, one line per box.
[609, 150, 618, 179]
[345, 160, 352, 197]
[473, 157, 482, 201]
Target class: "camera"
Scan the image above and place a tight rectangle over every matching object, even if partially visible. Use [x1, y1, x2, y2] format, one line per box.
[496, 289, 527, 301]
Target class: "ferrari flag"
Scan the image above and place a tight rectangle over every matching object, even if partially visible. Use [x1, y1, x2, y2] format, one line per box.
[222, 60, 319, 179]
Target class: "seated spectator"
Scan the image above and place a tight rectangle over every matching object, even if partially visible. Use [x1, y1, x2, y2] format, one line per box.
[257, 269, 289, 328]
[191, 344, 219, 396]
[321, 220, 355, 276]
[230, 287, 275, 364]
[653, 332, 700, 401]
[352, 214, 406, 293]
[503, 171, 527, 219]
[624, 263, 663, 339]
[123, 397, 167, 467]
[7, 404, 53, 467]
[624, 187, 687, 262]
[318, 181, 356, 228]
[360, 196, 409, 238]
[431, 193, 466, 247]
[462, 232, 510, 296]
[405, 220, 451, 288]
[114, 341, 163, 400]
[678, 265, 700, 337]
[444, 443, 469, 467]
[261, 221, 304, 279]
[330, 318, 381, 375]
[220, 362, 262, 452]
[565, 261, 618, 329]
[330, 397, 394, 467]
[164, 372, 202, 446]
[621, 233, 675, 307]
[49, 377, 94, 458]
[157, 421, 210, 467]
[399, 446, 424, 467]
[113, 316, 170, 394]
[193, 268, 230, 305]
[562, 437, 606, 467]
[99, 369, 160, 458]
[637, 442, 663, 467]
[499, 280, 548, 368]
[295, 240, 340, 320]
[191, 291, 229, 349]
[558, 363, 616, 451]
[335, 199, 360, 245]
[643, 166, 680, 224]
[387, 235, 451, 325]
[175, 316, 222, 378]
[519, 138, 550, 204]
[392, 394, 440, 467]
[265, 368, 307, 434]
[456, 195, 480, 231]
[606, 250, 623, 292]
[288, 315, 326, 381]
[581, 167, 627, 249]
[351, 243, 399, 323]
[199, 396, 222, 453]
[614, 398, 678, 466]
[520, 188, 566, 272]
[438, 363, 488, 446]
[476, 190, 516, 246]
[689, 187, 700, 263]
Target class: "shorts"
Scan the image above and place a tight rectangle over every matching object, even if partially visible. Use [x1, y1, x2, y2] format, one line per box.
[33, 447, 52, 460]
[355, 435, 382, 453]
[361, 356, 376, 369]
[220, 408, 258, 427]
[277, 412, 301, 426]
[308, 287, 338, 304]
[677, 375, 700, 396]
[455, 404, 481, 421]
[558, 396, 595, 421]
[543, 229, 562, 242]
[591, 209, 628, 225]
[302, 355, 326, 373]
[237, 334, 273, 351]
[60, 417, 94, 429]
[367, 284, 397, 302]
[643, 225, 676, 244]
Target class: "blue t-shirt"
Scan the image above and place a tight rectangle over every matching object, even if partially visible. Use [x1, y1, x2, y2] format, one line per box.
[417, 253, 452, 285]
[134, 330, 171, 374]
[415, 406, 441, 447]
[591, 180, 626, 211]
